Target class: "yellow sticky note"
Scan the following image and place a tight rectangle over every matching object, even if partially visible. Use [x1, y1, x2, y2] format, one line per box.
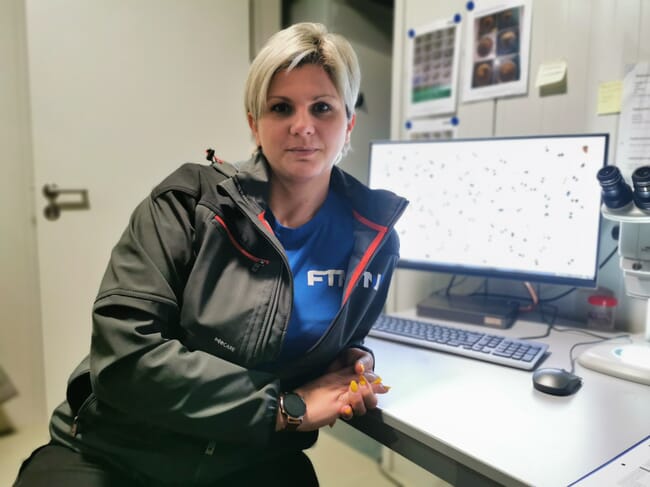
[535, 61, 567, 88]
[597, 80, 623, 115]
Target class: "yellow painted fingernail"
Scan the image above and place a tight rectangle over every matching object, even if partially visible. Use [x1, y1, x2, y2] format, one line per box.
[372, 376, 383, 384]
[359, 376, 367, 386]
[350, 380, 359, 392]
[358, 363, 365, 373]
[383, 385, 391, 392]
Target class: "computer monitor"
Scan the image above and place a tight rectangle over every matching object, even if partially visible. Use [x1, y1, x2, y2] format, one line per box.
[368, 134, 609, 290]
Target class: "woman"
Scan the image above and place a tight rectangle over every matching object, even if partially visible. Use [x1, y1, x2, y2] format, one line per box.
[15, 22, 407, 486]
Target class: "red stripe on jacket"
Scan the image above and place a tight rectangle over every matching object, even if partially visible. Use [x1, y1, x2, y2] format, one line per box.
[343, 211, 388, 304]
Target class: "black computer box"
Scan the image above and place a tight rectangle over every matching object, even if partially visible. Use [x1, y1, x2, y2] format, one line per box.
[416, 294, 519, 329]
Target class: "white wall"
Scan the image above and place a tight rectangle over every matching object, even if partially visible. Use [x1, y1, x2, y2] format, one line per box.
[0, 0, 46, 429]
[250, 0, 282, 59]
[388, 0, 650, 332]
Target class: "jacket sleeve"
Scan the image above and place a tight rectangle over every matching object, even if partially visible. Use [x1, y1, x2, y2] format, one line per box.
[89, 186, 279, 447]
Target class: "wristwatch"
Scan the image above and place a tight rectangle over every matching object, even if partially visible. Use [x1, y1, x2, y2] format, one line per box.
[279, 392, 306, 431]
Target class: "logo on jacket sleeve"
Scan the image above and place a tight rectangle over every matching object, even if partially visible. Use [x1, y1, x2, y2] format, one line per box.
[214, 336, 236, 352]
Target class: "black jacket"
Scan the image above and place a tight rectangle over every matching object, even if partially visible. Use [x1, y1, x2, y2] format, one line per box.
[50, 153, 408, 484]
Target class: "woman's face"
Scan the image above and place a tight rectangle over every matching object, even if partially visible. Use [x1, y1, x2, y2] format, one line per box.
[248, 64, 355, 187]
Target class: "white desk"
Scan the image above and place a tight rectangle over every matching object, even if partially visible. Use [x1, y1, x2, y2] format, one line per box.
[350, 310, 650, 487]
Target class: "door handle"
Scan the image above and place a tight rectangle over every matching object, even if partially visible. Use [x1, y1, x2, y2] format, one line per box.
[42, 184, 90, 221]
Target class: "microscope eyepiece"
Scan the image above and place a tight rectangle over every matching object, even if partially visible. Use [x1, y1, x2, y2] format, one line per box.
[597, 166, 633, 210]
[632, 166, 650, 210]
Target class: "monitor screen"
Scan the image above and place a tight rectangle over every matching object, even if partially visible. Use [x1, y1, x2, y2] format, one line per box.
[368, 134, 608, 287]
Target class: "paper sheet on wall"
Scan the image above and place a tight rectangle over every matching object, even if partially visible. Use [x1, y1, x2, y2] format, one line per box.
[568, 435, 650, 486]
[404, 118, 457, 140]
[535, 60, 567, 88]
[597, 80, 623, 115]
[616, 62, 650, 181]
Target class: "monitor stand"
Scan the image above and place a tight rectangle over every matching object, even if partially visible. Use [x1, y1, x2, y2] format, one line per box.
[416, 294, 519, 329]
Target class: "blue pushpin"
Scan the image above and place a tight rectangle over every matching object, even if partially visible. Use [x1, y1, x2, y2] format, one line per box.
[408, 28, 415, 38]
[451, 116, 459, 126]
[405, 121, 413, 130]
[454, 13, 462, 23]
[466, 1, 475, 11]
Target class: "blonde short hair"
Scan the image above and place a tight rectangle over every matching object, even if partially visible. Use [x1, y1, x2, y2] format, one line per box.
[245, 22, 361, 124]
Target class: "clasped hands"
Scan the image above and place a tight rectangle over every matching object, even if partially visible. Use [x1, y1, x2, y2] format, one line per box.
[290, 348, 390, 432]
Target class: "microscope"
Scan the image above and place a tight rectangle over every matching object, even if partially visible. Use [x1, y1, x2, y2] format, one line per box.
[578, 166, 650, 385]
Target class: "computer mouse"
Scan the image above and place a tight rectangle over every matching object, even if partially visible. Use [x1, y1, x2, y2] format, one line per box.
[532, 368, 582, 396]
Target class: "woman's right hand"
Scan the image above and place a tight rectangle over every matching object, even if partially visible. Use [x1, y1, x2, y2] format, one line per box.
[278, 367, 388, 432]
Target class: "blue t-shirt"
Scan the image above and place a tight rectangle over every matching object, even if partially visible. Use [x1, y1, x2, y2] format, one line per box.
[265, 189, 354, 359]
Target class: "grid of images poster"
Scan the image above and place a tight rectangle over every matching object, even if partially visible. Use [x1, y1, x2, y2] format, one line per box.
[472, 7, 522, 88]
[411, 26, 456, 104]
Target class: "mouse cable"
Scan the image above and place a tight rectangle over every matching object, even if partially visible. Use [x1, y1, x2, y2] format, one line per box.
[567, 334, 632, 374]
[520, 318, 630, 341]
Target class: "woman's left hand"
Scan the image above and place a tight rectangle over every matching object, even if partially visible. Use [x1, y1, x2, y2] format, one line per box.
[326, 348, 390, 421]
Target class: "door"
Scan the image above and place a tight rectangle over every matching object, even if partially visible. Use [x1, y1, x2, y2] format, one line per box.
[25, 0, 252, 414]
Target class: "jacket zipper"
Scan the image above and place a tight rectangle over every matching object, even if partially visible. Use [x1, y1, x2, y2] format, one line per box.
[213, 215, 269, 271]
[204, 440, 216, 455]
[214, 176, 294, 356]
[303, 204, 408, 355]
[214, 207, 290, 357]
[250, 211, 293, 357]
[70, 393, 98, 437]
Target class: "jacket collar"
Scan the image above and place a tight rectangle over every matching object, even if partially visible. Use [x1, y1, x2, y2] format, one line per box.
[232, 151, 408, 229]
[230, 152, 271, 209]
[329, 165, 408, 230]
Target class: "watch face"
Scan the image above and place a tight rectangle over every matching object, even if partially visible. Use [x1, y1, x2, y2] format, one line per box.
[283, 393, 306, 417]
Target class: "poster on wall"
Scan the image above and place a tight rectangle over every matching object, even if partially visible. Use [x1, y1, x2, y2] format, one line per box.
[405, 17, 462, 118]
[461, 0, 532, 103]
[616, 62, 650, 181]
[404, 117, 458, 141]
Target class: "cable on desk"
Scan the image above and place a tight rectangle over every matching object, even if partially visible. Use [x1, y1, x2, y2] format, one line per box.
[517, 281, 539, 312]
[432, 274, 472, 297]
[438, 246, 619, 307]
[515, 304, 557, 340]
[539, 245, 618, 304]
[425, 245, 620, 344]
[567, 334, 632, 374]
[539, 302, 559, 326]
[522, 323, 631, 372]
